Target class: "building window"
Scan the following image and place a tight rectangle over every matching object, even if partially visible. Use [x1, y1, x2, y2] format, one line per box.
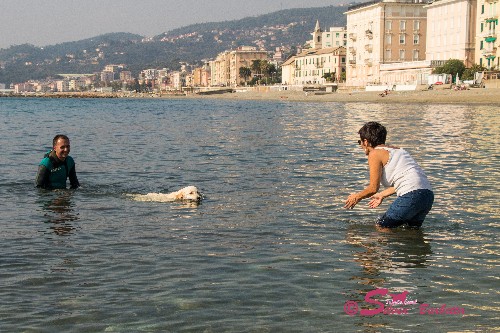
[413, 50, 419, 60]
[480, 41, 484, 49]
[336, 33, 340, 37]
[399, 49, 405, 60]
[386, 34, 392, 45]
[399, 34, 406, 44]
[341, 57, 346, 63]
[387, 20, 392, 30]
[413, 34, 419, 45]
[481, 23, 483, 32]
[385, 49, 391, 60]
[414, 20, 420, 30]
[400, 20, 406, 31]
[481, 4, 484, 14]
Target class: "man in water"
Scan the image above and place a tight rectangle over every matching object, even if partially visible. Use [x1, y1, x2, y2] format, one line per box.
[36, 134, 80, 190]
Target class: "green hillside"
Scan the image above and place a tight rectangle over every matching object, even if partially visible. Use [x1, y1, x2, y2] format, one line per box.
[0, 6, 347, 84]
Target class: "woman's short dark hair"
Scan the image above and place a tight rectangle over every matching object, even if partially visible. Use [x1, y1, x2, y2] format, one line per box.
[358, 122, 387, 147]
[53, 134, 69, 147]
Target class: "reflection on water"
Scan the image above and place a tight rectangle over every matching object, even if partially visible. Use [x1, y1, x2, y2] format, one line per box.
[346, 223, 432, 291]
[0, 98, 498, 331]
[38, 190, 79, 236]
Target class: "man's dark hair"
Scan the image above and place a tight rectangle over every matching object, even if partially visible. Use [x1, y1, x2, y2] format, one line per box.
[358, 122, 387, 147]
[53, 134, 70, 147]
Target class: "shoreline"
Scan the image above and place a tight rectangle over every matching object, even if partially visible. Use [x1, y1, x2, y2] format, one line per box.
[2, 87, 500, 104]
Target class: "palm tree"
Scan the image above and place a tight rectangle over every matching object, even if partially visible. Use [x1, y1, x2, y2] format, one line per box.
[239, 67, 252, 85]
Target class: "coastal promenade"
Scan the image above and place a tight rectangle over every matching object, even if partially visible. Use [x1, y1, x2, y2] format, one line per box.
[2, 87, 500, 104]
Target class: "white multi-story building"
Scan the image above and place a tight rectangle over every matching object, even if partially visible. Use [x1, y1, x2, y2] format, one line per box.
[476, 0, 500, 69]
[282, 22, 346, 86]
[281, 47, 346, 85]
[425, 0, 477, 67]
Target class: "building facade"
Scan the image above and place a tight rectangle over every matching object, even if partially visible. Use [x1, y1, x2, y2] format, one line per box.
[425, 0, 477, 67]
[345, 0, 428, 87]
[209, 46, 268, 87]
[281, 47, 346, 85]
[476, 0, 499, 69]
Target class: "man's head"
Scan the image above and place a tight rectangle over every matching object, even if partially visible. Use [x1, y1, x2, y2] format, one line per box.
[53, 134, 71, 161]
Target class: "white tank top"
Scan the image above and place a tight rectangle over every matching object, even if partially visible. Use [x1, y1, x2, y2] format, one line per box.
[376, 147, 432, 196]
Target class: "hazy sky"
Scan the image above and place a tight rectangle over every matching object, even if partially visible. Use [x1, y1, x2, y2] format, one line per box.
[1, 0, 346, 49]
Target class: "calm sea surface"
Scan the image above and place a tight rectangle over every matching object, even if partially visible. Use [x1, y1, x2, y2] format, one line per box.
[0, 97, 498, 332]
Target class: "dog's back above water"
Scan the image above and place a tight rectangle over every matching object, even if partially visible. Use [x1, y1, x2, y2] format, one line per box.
[130, 186, 202, 203]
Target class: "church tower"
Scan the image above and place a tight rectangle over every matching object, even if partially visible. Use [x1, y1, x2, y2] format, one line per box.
[311, 20, 322, 49]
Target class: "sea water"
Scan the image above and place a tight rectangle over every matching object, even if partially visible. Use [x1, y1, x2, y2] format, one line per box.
[0, 97, 498, 332]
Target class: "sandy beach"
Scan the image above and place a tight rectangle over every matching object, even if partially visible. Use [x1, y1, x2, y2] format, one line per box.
[3, 87, 500, 104]
[194, 87, 500, 104]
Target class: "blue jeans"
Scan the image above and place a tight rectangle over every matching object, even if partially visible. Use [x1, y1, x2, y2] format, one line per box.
[377, 189, 434, 228]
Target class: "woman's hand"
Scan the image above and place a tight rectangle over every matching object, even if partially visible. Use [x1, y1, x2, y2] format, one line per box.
[344, 193, 361, 209]
[368, 193, 384, 208]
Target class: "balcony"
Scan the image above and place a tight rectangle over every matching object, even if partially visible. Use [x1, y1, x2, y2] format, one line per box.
[349, 33, 357, 41]
[483, 30, 497, 38]
[349, 59, 356, 65]
[365, 44, 373, 52]
[349, 47, 357, 54]
[364, 59, 373, 66]
[482, 48, 497, 57]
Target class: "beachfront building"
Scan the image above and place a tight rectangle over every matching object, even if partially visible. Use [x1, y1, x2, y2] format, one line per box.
[282, 21, 346, 86]
[209, 46, 268, 87]
[56, 80, 70, 92]
[425, 0, 477, 68]
[281, 47, 346, 85]
[344, 0, 428, 87]
[192, 64, 211, 87]
[475, 0, 500, 69]
[68, 77, 87, 91]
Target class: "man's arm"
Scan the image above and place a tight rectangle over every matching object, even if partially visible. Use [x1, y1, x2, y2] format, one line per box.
[68, 165, 80, 189]
[35, 165, 51, 189]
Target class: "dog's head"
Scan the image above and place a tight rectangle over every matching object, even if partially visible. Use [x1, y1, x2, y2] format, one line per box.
[175, 186, 202, 202]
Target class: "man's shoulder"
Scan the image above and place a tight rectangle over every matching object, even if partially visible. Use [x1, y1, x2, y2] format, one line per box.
[39, 156, 52, 168]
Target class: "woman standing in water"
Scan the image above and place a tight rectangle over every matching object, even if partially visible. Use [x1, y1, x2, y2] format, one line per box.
[344, 122, 434, 228]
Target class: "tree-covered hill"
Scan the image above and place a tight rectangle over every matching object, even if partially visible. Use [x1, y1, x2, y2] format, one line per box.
[0, 5, 348, 85]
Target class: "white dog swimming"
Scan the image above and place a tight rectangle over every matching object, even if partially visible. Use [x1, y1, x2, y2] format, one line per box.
[130, 186, 202, 203]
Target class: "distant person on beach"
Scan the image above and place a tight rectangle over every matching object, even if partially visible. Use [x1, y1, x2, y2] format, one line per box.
[344, 122, 433, 228]
[36, 134, 80, 190]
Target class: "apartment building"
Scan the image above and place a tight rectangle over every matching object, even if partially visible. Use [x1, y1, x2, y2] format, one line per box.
[192, 66, 211, 87]
[282, 22, 346, 85]
[120, 71, 133, 82]
[425, 0, 477, 67]
[476, 0, 499, 69]
[281, 47, 346, 85]
[345, 0, 428, 87]
[209, 46, 268, 87]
